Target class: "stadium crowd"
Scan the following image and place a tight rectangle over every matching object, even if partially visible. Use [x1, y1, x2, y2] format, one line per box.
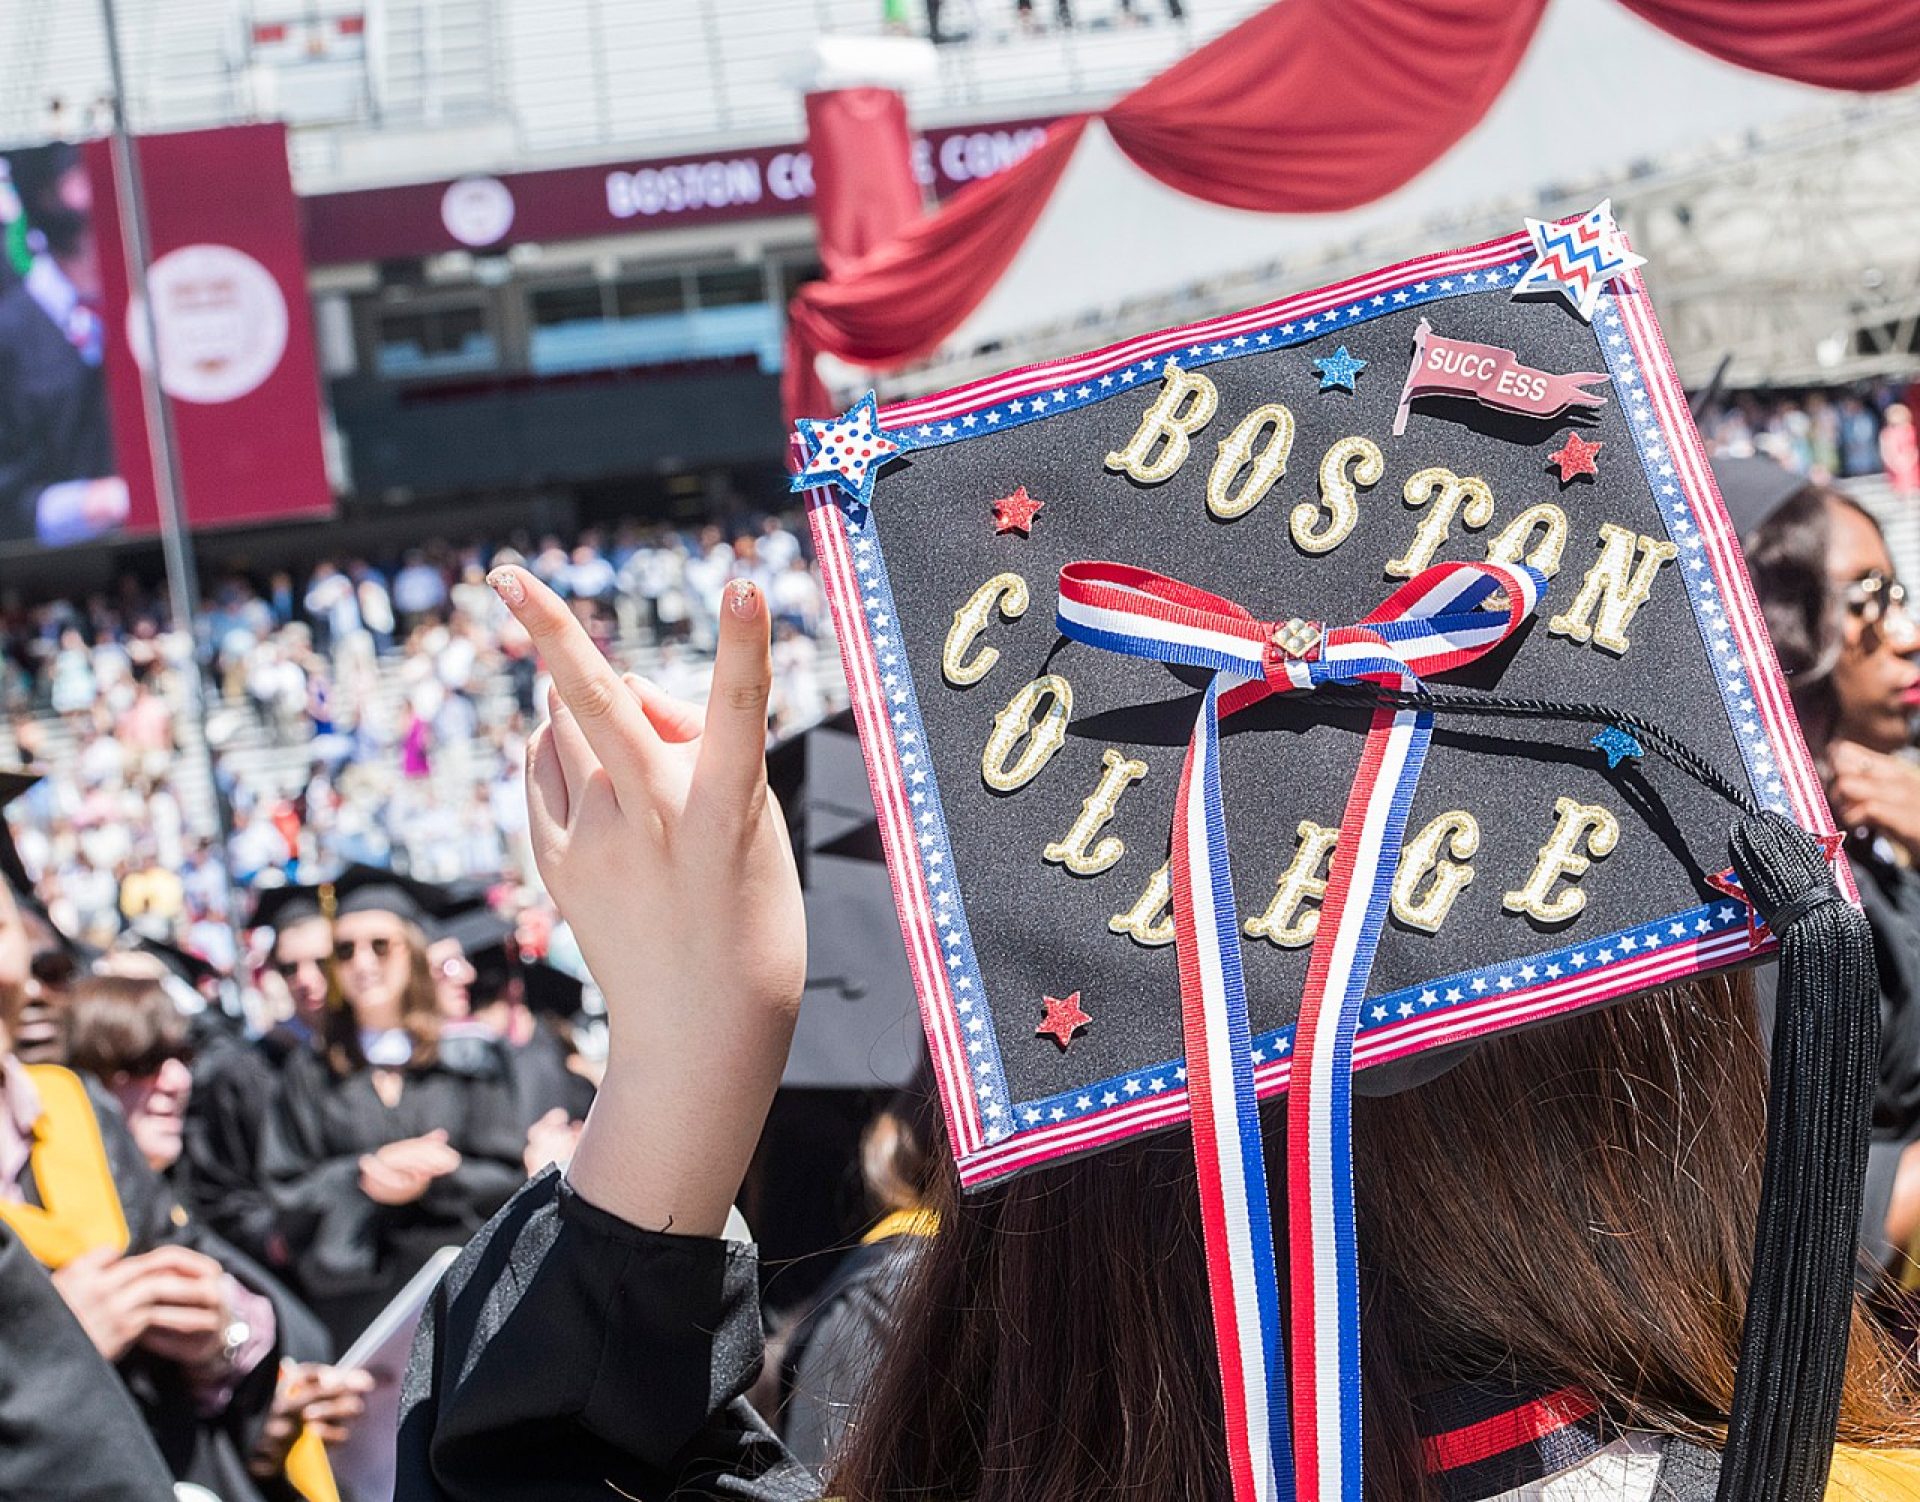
[0, 512, 838, 958]
[1698, 378, 1920, 491]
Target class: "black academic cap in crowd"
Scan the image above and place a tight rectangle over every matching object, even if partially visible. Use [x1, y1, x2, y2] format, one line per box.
[121, 934, 224, 987]
[0, 769, 89, 967]
[795, 209, 1869, 1501]
[1709, 453, 1813, 543]
[521, 959, 585, 1019]
[767, 709, 919, 1088]
[248, 880, 328, 934]
[0, 770, 41, 897]
[433, 903, 515, 961]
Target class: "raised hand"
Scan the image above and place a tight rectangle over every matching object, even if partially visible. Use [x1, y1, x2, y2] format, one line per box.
[488, 565, 805, 1238]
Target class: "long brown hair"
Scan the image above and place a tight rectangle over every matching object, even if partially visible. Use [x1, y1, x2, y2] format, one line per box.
[321, 920, 443, 1076]
[1743, 485, 1880, 763]
[829, 975, 1918, 1501]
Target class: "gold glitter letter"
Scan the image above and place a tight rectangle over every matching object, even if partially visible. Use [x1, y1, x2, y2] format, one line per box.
[1208, 403, 1296, 520]
[1486, 502, 1569, 579]
[1290, 436, 1384, 555]
[1548, 524, 1679, 656]
[1384, 467, 1495, 579]
[1391, 810, 1480, 934]
[1502, 796, 1620, 924]
[1104, 359, 1219, 486]
[1245, 820, 1340, 947]
[1044, 749, 1150, 877]
[943, 572, 1030, 687]
[981, 674, 1073, 792]
[1110, 861, 1175, 946]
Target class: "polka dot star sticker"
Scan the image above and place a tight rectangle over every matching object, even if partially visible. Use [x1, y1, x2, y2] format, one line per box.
[990, 485, 1044, 535]
[789, 391, 907, 507]
[1313, 345, 1367, 392]
[1547, 430, 1603, 484]
[1036, 991, 1091, 1050]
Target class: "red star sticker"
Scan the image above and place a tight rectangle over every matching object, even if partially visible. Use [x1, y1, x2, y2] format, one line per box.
[991, 485, 1044, 535]
[1036, 991, 1091, 1050]
[1547, 431, 1603, 484]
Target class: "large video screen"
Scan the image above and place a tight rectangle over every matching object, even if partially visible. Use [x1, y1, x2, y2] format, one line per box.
[0, 123, 331, 554]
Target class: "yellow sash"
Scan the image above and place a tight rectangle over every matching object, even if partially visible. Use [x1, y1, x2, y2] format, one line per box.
[0, 1065, 129, 1269]
[1828, 1446, 1920, 1500]
[861, 1207, 940, 1245]
[285, 1425, 341, 1502]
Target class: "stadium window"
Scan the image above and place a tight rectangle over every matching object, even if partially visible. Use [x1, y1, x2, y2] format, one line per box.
[612, 274, 688, 320]
[691, 265, 765, 309]
[374, 300, 496, 378]
[530, 282, 610, 329]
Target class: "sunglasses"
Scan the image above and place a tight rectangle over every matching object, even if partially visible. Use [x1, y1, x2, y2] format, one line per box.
[271, 956, 326, 982]
[333, 935, 400, 964]
[1839, 570, 1911, 629]
[119, 1039, 197, 1078]
[29, 950, 78, 989]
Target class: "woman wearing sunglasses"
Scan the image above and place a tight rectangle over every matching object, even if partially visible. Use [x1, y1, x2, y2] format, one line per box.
[260, 879, 525, 1352]
[1725, 456, 1920, 1283]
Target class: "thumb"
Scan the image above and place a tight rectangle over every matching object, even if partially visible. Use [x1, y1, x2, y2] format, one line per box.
[422, 1128, 450, 1144]
[697, 580, 773, 804]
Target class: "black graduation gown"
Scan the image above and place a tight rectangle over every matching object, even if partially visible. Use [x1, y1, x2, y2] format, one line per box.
[182, 1026, 308, 1275]
[504, 1024, 596, 1128]
[262, 1039, 526, 1352]
[397, 1169, 818, 1501]
[0, 1219, 177, 1502]
[777, 1235, 921, 1472]
[1850, 843, 1920, 1270]
[13, 1076, 298, 1502]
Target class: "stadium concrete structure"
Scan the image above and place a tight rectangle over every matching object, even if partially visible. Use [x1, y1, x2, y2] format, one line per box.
[2, 0, 1918, 560]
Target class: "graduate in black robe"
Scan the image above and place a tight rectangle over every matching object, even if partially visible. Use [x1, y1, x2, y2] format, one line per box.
[0, 1218, 176, 1502]
[182, 883, 336, 1274]
[261, 877, 525, 1351]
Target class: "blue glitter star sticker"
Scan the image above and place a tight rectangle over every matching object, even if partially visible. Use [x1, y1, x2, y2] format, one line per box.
[1313, 345, 1367, 392]
[1591, 725, 1643, 770]
[790, 391, 907, 507]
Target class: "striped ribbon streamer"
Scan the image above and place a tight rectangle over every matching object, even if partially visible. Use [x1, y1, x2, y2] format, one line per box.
[1056, 558, 1546, 1502]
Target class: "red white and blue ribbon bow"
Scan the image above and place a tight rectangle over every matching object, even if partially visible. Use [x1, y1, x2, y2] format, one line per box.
[1055, 558, 1547, 1502]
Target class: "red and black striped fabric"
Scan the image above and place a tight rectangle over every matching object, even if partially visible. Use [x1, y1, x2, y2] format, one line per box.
[1417, 1383, 1613, 1501]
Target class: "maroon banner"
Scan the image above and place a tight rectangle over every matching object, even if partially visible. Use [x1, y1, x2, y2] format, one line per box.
[1393, 317, 1609, 435]
[78, 123, 330, 539]
[300, 117, 1055, 266]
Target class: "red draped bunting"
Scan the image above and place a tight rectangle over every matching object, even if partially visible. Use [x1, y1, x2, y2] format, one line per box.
[1617, 0, 1920, 92]
[786, 0, 1920, 424]
[805, 88, 925, 279]
[1104, 0, 1549, 212]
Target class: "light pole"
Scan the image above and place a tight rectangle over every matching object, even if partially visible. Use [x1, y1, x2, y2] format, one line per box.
[99, 0, 240, 925]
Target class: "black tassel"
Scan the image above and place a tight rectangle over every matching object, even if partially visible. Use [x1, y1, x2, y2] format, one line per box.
[1717, 812, 1879, 1502]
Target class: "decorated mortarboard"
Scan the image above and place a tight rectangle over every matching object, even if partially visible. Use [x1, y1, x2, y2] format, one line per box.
[796, 207, 1872, 1502]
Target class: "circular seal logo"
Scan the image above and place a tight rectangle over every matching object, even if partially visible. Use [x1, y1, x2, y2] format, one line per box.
[441, 175, 515, 247]
[128, 244, 288, 405]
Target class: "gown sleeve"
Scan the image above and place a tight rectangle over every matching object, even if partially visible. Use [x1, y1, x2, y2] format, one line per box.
[181, 1040, 283, 1269]
[397, 1168, 821, 1502]
[260, 1052, 388, 1301]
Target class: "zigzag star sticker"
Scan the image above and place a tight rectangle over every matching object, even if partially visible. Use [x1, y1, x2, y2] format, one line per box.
[1512, 199, 1646, 323]
[790, 391, 907, 507]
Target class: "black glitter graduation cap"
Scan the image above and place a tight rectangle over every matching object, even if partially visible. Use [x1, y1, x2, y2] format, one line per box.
[795, 209, 1873, 1502]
